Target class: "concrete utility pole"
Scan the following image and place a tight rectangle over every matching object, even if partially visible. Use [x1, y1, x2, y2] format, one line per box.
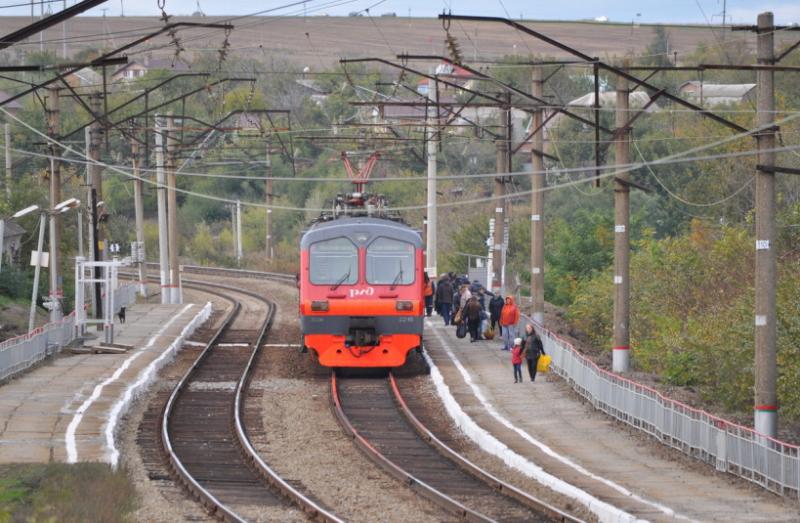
[236, 199, 243, 265]
[229, 203, 237, 259]
[154, 116, 170, 305]
[4, 122, 11, 200]
[426, 76, 438, 277]
[612, 65, 631, 373]
[265, 136, 273, 261]
[166, 114, 181, 304]
[46, 87, 62, 323]
[131, 139, 147, 297]
[754, 11, 777, 437]
[89, 94, 104, 259]
[530, 65, 545, 325]
[88, 94, 104, 320]
[492, 112, 509, 295]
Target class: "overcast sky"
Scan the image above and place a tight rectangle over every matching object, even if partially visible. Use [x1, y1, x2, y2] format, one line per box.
[7, 0, 800, 25]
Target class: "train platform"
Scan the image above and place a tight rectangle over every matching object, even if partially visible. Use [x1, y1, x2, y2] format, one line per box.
[0, 302, 210, 466]
[423, 317, 800, 523]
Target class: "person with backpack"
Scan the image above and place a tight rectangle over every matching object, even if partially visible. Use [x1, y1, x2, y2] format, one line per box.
[463, 296, 483, 342]
[511, 338, 524, 383]
[423, 272, 435, 317]
[435, 276, 454, 326]
[522, 323, 546, 382]
[499, 296, 519, 351]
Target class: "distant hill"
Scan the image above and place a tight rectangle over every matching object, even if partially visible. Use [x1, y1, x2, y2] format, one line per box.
[0, 15, 782, 68]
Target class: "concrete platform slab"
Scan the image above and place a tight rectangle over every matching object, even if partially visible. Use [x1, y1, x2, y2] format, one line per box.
[424, 318, 800, 523]
[0, 302, 210, 465]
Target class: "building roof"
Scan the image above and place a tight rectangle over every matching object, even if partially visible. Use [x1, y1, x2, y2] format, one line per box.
[679, 81, 756, 98]
[567, 90, 658, 110]
[0, 90, 23, 111]
[113, 57, 191, 77]
[434, 62, 478, 79]
[69, 67, 102, 87]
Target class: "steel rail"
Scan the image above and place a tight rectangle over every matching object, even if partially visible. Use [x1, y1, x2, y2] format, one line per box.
[388, 374, 583, 523]
[160, 283, 246, 522]
[330, 373, 492, 521]
[136, 273, 340, 522]
[142, 261, 296, 285]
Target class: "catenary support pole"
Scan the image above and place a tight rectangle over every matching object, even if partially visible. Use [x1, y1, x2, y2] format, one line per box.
[4, 122, 11, 200]
[28, 213, 46, 332]
[426, 76, 438, 277]
[230, 204, 237, 259]
[85, 125, 98, 319]
[166, 114, 181, 304]
[530, 65, 545, 325]
[492, 119, 508, 295]
[46, 87, 62, 323]
[612, 64, 631, 373]
[236, 199, 243, 266]
[754, 11, 778, 437]
[154, 116, 170, 305]
[131, 139, 147, 297]
[265, 136, 273, 261]
[90, 189, 101, 322]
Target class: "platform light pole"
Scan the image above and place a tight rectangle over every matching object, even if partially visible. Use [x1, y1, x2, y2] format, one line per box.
[14, 198, 78, 332]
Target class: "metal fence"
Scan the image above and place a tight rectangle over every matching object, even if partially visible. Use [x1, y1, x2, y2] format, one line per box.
[523, 315, 800, 499]
[0, 283, 138, 383]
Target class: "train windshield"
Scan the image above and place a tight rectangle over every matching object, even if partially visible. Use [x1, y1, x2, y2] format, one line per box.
[309, 237, 359, 285]
[366, 237, 415, 285]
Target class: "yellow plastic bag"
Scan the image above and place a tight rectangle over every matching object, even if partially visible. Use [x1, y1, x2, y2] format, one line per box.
[537, 354, 552, 373]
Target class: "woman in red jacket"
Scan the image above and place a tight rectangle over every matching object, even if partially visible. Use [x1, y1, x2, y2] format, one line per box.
[499, 297, 519, 351]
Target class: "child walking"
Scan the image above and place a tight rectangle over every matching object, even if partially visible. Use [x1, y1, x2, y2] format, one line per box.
[512, 338, 523, 383]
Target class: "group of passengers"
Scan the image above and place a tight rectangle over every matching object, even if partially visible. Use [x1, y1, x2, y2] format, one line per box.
[425, 272, 546, 383]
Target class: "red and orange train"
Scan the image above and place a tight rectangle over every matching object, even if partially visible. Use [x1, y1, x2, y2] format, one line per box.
[298, 197, 424, 368]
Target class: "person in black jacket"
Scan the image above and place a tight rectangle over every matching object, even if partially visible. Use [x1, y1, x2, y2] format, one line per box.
[464, 296, 483, 342]
[488, 294, 504, 335]
[522, 323, 545, 382]
[436, 276, 454, 326]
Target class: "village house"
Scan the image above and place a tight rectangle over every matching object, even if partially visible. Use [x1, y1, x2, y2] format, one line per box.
[111, 56, 191, 82]
[678, 81, 756, 107]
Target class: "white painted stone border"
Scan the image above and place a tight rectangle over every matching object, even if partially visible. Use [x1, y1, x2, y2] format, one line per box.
[424, 322, 646, 523]
[105, 302, 212, 468]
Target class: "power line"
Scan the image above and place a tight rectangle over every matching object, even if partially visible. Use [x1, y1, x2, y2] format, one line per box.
[633, 139, 753, 207]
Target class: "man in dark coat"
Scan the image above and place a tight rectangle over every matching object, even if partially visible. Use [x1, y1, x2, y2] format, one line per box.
[464, 296, 483, 342]
[489, 294, 504, 335]
[436, 276, 454, 326]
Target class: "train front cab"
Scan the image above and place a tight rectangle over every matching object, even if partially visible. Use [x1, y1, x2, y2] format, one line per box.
[299, 221, 423, 367]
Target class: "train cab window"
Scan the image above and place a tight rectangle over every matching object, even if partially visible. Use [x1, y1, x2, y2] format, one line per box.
[309, 237, 358, 285]
[366, 237, 415, 285]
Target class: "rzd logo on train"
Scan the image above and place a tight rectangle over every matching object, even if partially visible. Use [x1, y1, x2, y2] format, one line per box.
[349, 287, 375, 298]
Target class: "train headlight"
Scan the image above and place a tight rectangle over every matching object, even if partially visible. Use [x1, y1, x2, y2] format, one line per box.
[311, 300, 329, 312]
[396, 301, 413, 311]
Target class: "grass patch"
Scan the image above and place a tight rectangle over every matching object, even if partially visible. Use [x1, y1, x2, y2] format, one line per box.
[0, 463, 137, 523]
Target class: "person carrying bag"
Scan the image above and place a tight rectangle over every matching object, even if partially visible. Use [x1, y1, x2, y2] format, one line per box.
[522, 323, 546, 382]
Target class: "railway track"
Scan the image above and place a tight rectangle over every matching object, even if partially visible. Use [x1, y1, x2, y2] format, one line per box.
[143, 262, 296, 285]
[332, 372, 582, 523]
[129, 273, 341, 522]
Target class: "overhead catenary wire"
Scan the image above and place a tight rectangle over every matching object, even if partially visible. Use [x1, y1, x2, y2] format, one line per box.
[632, 139, 754, 207]
[5, 101, 800, 214]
